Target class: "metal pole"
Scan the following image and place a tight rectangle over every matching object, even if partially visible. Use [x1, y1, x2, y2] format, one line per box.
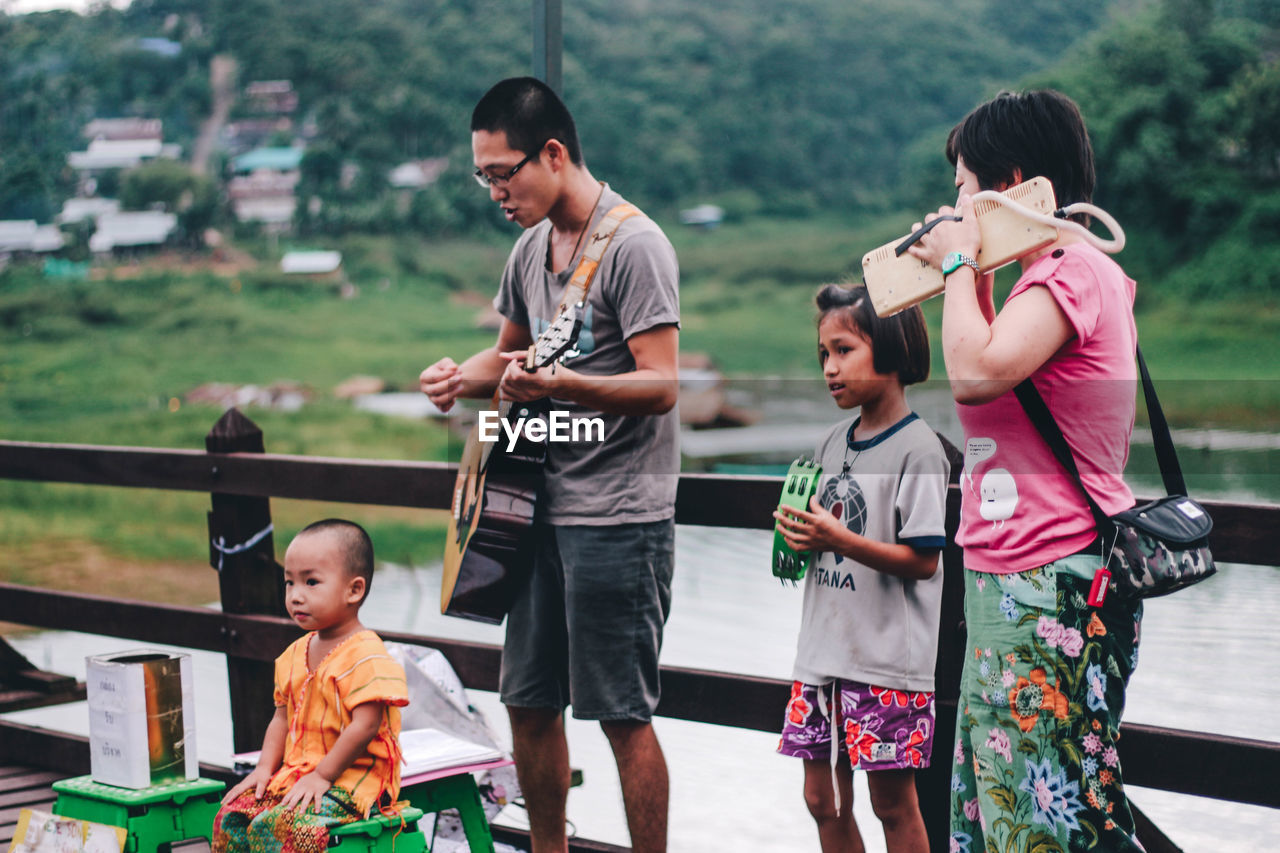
[532, 0, 562, 93]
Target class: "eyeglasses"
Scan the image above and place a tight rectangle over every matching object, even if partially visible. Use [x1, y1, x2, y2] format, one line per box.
[473, 151, 537, 188]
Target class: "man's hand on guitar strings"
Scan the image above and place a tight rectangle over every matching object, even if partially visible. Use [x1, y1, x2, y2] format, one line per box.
[498, 350, 562, 401]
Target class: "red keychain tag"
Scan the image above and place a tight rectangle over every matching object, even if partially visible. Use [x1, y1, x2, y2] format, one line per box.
[1087, 567, 1111, 607]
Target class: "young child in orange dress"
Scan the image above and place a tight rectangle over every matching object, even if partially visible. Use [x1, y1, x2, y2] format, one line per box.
[213, 520, 408, 853]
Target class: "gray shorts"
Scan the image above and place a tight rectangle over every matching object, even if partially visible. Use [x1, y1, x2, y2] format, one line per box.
[499, 519, 675, 721]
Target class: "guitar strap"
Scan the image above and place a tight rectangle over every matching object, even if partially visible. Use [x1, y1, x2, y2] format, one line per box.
[503, 200, 644, 394]
[557, 200, 644, 314]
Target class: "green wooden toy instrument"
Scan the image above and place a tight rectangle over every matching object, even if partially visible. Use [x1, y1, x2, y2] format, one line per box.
[772, 456, 822, 584]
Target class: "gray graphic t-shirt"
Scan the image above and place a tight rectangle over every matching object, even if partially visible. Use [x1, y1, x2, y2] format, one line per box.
[791, 413, 950, 692]
[494, 185, 680, 525]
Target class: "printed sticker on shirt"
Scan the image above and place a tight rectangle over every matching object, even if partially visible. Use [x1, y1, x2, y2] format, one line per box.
[979, 468, 1019, 528]
[962, 437, 998, 495]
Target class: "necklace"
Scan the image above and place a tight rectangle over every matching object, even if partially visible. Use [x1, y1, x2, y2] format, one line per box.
[842, 410, 913, 472]
[841, 445, 863, 475]
[569, 181, 605, 261]
[841, 417, 867, 474]
[552, 181, 604, 272]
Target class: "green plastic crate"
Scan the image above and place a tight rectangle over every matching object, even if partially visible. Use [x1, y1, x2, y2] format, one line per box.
[51, 776, 226, 853]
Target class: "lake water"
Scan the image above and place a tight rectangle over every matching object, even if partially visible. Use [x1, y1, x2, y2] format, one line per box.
[6, 381, 1280, 850]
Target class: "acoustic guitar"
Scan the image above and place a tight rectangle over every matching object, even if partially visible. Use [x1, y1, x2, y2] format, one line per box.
[439, 305, 585, 624]
[440, 200, 643, 624]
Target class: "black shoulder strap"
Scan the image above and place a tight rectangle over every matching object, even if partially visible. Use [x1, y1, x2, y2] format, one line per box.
[1012, 377, 1111, 533]
[1013, 346, 1187, 527]
[1137, 347, 1187, 495]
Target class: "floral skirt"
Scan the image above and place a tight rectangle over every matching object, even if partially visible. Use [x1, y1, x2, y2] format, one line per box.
[949, 554, 1144, 853]
[213, 788, 362, 853]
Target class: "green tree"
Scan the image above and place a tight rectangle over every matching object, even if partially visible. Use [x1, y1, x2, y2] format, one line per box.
[120, 159, 200, 210]
[119, 159, 220, 243]
[1225, 60, 1280, 179]
[1036, 0, 1278, 295]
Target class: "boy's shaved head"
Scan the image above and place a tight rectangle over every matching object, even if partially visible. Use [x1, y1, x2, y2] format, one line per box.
[296, 519, 374, 599]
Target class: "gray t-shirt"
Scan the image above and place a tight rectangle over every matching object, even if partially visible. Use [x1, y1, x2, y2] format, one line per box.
[494, 185, 680, 525]
[791, 413, 950, 692]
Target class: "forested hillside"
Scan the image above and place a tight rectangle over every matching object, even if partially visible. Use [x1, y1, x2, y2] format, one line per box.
[1, 0, 1277, 295]
[0, 0, 1129, 221]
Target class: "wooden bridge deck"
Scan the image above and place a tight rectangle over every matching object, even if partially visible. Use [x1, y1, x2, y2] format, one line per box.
[0, 765, 62, 848]
[0, 639, 86, 714]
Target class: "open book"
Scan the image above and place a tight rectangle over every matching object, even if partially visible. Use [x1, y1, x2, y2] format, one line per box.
[399, 727, 505, 777]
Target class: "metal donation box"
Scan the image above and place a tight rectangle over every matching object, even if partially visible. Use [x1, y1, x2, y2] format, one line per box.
[85, 651, 198, 788]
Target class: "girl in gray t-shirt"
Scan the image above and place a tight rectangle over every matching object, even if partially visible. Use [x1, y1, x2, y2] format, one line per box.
[773, 284, 949, 853]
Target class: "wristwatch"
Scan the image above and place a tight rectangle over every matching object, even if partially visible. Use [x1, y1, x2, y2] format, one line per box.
[942, 251, 980, 277]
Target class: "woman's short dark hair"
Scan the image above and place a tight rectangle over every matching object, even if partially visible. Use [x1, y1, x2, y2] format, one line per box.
[471, 77, 583, 164]
[815, 283, 930, 385]
[946, 90, 1095, 219]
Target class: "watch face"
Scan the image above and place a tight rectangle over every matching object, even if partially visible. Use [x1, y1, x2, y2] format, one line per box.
[942, 252, 961, 274]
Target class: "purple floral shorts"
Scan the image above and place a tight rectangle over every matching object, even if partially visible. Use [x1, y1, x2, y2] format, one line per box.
[778, 679, 936, 771]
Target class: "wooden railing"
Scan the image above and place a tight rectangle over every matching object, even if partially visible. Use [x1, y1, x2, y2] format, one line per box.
[1, 413, 1278, 853]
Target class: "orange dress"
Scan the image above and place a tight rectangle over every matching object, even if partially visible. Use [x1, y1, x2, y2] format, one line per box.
[267, 630, 408, 817]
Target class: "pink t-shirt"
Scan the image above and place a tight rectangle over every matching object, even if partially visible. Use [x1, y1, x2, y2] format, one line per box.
[956, 243, 1137, 574]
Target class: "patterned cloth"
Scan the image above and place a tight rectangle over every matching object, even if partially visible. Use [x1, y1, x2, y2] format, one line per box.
[213, 788, 363, 853]
[778, 679, 936, 771]
[270, 630, 408, 817]
[949, 555, 1144, 853]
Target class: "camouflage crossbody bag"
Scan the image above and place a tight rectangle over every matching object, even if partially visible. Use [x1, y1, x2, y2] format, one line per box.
[1015, 347, 1215, 601]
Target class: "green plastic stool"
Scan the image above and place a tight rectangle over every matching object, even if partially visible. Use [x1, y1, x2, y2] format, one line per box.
[327, 807, 426, 853]
[401, 772, 496, 853]
[51, 776, 226, 853]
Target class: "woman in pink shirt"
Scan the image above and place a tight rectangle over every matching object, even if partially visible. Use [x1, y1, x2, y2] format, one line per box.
[908, 90, 1144, 853]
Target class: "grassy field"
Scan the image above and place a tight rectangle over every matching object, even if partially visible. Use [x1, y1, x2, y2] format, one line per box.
[2, 214, 1277, 604]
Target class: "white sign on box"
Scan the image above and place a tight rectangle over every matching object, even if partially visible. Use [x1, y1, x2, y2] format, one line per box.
[85, 651, 197, 788]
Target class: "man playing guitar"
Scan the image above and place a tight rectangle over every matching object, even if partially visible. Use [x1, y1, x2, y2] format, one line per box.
[419, 77, 680, 853]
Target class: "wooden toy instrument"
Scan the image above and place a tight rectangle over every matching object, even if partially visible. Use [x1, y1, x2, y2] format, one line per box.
[771, 457, 822, 584]
[861, 177, 1126, 317]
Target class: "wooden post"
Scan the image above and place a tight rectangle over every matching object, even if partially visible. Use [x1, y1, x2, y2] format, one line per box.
[207, 408, 285, 753]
